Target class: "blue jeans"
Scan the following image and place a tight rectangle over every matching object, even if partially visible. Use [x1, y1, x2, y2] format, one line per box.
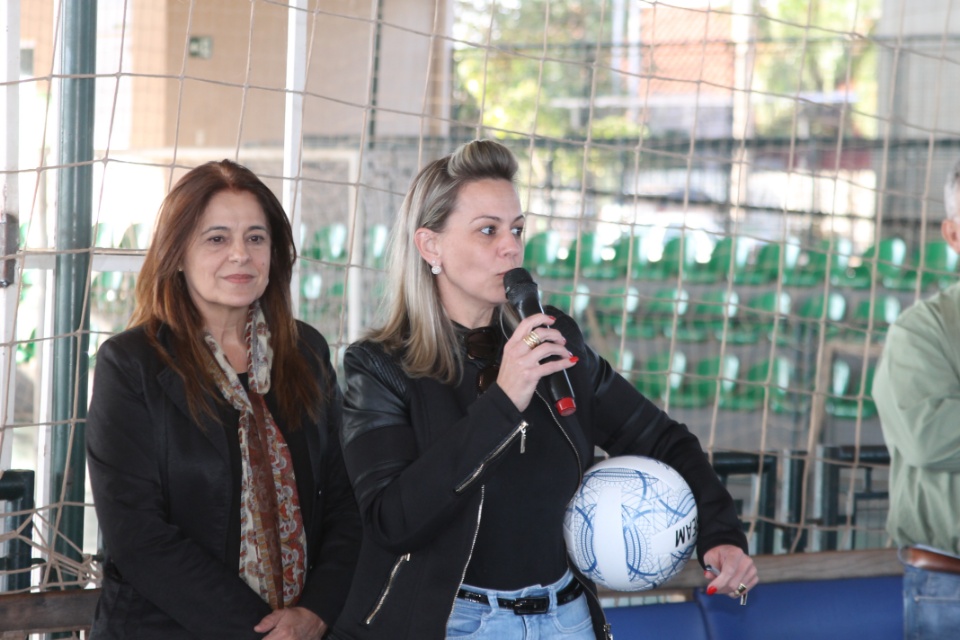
[904, 564, 960, 640]
[446, 570, 595, 639]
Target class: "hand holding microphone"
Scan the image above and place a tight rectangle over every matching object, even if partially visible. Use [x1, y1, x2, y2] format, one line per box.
[502, 268, 577, 416]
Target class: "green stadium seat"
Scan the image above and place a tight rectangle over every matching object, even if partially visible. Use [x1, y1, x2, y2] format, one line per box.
[119, 223, 150, 250]
[305, 223, 350, 264]
[720, 355, 796, 413]
[593, 286, 641, 338]
[825, 360, 878, 419]
[727, 290, 791, 345]
[577, 232, 620, 279]
[610, 233, 648, 280]
[638, 287, 690, 339]
[322, 280, 347, 321]
[364, 223, 389, 269]
[634, 350, 687, 402]
[883, 239, 959, 291]
[537, 232, 613, 280]
[781, 290, 847, 345]
[299, 272, 324, 322]
[524, 230, 563, 278]
[674, 289, 739, 342]
[670, 353, 740, 409]
[783, 238, 853, 287]
[641, 235, 698, 281]
[735, 241, 801, 286]
[93, 221, 116, 248]
[837, 237, 907, 289]
[844, 294, 901, 342]
[686, 236, 750, 284]
[607, 348, 636, 379]
[544, 282, 591, 319]
[301, 272, 323, 299]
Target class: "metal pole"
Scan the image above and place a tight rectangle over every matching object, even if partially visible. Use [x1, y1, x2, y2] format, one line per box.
[1, 0, 22, 474]
[51, 0, 96, 585]
[284, 0, 307, 307]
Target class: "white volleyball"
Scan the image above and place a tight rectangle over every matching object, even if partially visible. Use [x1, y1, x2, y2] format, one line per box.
[563, 455, 698, 591]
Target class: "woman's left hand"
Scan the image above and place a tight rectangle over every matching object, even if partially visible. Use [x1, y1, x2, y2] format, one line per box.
[702, 544, 758, 600]
[254, 607, 327, 640]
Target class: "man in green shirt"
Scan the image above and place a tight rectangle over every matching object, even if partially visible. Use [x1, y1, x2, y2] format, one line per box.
[873, 159, 960, 639]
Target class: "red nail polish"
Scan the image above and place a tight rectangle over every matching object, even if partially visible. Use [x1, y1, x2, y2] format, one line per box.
[569, 356, 579, 364]
[706, 586, 717, 596]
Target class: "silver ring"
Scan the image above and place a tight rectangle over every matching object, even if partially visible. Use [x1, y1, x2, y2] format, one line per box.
[735, 583, 747, 596]
[521, 331, 541, 350]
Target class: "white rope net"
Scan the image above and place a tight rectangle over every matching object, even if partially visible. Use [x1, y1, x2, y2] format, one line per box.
[1, 0, 955, 620]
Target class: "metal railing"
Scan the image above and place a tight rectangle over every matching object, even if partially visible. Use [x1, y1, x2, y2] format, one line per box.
[0, 470, 35, 592]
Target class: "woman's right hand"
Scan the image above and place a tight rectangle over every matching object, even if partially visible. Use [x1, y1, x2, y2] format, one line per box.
[255, 607, 327, 640]
[495, 313, 578, 412]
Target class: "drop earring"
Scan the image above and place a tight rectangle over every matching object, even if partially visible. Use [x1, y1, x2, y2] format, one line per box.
[431, 262, 442, 275]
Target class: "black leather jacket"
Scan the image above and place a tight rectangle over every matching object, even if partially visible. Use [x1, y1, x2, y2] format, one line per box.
[332, 309, 747, 640]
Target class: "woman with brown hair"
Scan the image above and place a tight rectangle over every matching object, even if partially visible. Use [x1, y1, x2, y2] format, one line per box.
[86, 159, 359, 639]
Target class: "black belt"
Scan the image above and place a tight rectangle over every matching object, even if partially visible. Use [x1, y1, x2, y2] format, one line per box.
[456, 578, 583, 615]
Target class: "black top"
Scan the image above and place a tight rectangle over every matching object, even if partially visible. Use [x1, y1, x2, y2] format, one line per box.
[455, 332, 580, 589]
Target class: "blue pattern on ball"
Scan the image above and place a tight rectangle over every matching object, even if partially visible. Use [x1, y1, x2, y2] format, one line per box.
[563, 457, 698, 591]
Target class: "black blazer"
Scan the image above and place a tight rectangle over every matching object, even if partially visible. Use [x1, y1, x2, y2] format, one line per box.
[86, 322, 360, 639]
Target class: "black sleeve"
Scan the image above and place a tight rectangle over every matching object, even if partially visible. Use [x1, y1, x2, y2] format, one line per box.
[295, 328, 361, 626]
[339, 341, 525, 553]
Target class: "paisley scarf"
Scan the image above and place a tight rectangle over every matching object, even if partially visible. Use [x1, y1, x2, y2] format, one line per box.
[203, 301, 307, 609]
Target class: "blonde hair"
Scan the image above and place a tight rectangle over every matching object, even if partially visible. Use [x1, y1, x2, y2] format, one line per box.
[368, 139, 519, 383]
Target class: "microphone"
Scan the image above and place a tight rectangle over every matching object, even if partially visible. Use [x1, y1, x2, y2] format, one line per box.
[503, 267, 577, 416]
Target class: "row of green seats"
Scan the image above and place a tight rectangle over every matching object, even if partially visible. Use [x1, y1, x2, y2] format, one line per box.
[301, 223, 389, 269]
[587, 286, 900, 345]
[525, 230, 959, 291]
[630, 350, 877, 417]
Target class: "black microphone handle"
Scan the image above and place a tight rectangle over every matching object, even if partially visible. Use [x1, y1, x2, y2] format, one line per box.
[507, 281, 577, 416]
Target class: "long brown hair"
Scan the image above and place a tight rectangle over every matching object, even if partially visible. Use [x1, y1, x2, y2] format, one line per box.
[130, 159, 324, 426]
[369, 139, 519, 383]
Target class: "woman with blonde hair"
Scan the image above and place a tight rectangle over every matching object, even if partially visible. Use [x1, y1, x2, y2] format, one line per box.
[332, 139, 756, 639]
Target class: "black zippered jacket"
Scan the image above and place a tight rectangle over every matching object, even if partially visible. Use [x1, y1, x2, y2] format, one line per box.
[331, 309, 747, 640]
[86, 322, 360, 638]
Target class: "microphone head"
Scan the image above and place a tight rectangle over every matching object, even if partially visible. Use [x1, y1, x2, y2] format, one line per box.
[503, 267, 534, 292]
[503, 267, 538, 308]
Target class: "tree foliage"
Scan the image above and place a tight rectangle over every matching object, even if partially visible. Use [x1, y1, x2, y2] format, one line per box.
[454, 0, 638, 140]
[453, 0, 880, 140]
[752, 0, 880, 137]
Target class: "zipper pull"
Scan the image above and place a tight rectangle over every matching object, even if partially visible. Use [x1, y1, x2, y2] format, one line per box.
[520, 424, 527, 454]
